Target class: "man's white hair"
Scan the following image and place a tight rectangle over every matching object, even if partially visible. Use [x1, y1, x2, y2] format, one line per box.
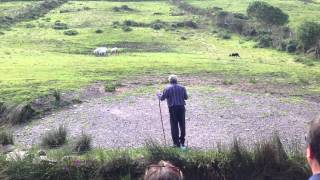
[168, 74, 178, 84]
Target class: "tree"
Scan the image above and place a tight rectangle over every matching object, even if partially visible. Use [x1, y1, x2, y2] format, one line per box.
[247, 1, 289, 26]
[297, 21, 320, 51]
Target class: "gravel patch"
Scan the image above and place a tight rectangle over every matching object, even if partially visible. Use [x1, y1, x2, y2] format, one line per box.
[13, 86, 320, 150]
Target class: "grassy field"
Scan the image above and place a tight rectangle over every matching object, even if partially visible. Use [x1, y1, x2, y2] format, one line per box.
[186, 0, 320, 29]
[0, 0, 320, 105]
[0, 1, 34, 16]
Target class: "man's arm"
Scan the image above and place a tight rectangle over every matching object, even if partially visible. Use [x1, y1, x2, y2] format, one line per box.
[160, 88, 168, 101]
[184, 87, 188, 100]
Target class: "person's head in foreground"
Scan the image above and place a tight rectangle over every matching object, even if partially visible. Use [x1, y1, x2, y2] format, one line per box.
[307, 116, 320, 180]
[168, 74, 178, 84]
[144, 160, 183, 180]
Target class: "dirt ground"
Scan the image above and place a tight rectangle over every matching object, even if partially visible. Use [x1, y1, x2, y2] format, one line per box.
[13, 84, 320, 150]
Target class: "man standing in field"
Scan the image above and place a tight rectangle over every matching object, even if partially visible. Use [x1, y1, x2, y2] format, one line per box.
[306, 117, 320, 180]
[157, 75, 188, 148]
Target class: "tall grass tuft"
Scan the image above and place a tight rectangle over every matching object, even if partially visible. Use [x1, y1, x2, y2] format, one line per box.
[0, 130, 14, 145]
[41, 125, 67, 148]
[73, 132, 92, 154]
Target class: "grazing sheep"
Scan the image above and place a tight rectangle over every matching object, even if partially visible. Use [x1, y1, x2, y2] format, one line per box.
[229, 53, 240, 57]
[111, 47, 119, 55]
[93, 47, 108, 56]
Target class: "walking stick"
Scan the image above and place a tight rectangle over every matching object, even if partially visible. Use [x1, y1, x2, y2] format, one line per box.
[158, 99, 167, 145]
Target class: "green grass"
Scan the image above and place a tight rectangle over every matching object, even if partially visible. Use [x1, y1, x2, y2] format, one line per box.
[0, 1, 34, 16]
[186, 0, 320, 29]
[1, 0, 320, 105]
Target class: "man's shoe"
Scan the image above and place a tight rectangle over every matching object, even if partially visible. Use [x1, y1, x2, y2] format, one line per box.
[180, 145, 187, 151]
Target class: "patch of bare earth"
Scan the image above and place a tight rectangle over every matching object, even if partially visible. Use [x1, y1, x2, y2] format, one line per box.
[13, 83, 319, 150]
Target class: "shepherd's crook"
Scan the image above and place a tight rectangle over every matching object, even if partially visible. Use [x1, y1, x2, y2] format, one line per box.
[158, 99, 166, 145]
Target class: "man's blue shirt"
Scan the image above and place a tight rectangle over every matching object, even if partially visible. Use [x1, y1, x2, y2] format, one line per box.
[310, 174, 320, 180]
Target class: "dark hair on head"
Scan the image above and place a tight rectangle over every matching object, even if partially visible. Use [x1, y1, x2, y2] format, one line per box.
[307, 117, 320, 163]
[144, 160, 183, 180]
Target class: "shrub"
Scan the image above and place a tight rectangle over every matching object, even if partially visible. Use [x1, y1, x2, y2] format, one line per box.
[25, 23, 35, 28]
[286, 40, 298, 53]
[218, 31, 231, 39]
[64, 30, 78, 36]
[53, 21, 68, 30]
[112, 5, 134, 12]
[151, 23, 163, 30]
[183, 20, 198, 29]
[297, 21, 320, 51]
[112, 21, 120, 28]
[257, 34, 272, 47]
[122, 26, 132, 32]
[0, 130, 14, 145]
[105, 82, 121, 92]
[123, 20, 146, 27]
[8, 103, 35, 125]
[294, 56, 315, 66]
[73, 133, 92, 154]
[41, 125, 67, 148]
[233, 13, 249, 20]
[95, 29, 103, 34]
[247, 1, 289, 26]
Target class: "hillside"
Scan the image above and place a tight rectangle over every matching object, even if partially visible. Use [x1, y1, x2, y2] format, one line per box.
[0, 0, 318, 179]
[186, 0, 320, 29]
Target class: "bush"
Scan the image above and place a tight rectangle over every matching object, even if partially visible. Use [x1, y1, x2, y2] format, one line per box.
[257, 34, 272, 47]
[183, 20, 198, 29]
[25, 23, 35, 28]
[41, 125, 67, 148]
[294, 56, 315, 66]
[95, 29, 103, 34]
[112, 5, 134, 12]
[53, 21, 68, 30]
[151, 23, 163, 30]
[8, 103, 35, 125]
[218, 31, 231, 39]
[233, 13, 249, 20]
[247, 1, 289, 26]
[123, 20, 146, 27]
[286, 40, 298, 53]
[63, 30, 79, 36]
[105, 82, 121, 92]
[73, 133, 92, 154]
[0, 130, 14, 145]
[122, 26, 132, 32]
[297, 21, 320, 51]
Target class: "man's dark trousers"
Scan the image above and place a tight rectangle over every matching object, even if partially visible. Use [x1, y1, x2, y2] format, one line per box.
[169, 105, 185, 147]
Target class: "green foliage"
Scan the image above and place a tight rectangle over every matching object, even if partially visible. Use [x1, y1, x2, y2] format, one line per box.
[121, 25, 132, 32]
[112, 5, 134, 12]
[0, 135, 310, 179]
[0, 130, 14, 145]
[286, 40, 298, 53]
[247, 1, 289, 26]
[53, 21, 68, 30]
[105, 82, 121, 92]
[217, 31, 231, 39]
[63, 29, 79, 36]
[257, 34, 272, 48]
[95, 29, 103, 34]
[41, 125, 67, 148]
[297, 21, 320, 50]
[294, 56, 315, 66]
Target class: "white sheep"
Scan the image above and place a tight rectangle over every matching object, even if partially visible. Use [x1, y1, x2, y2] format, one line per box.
[93, 47, 108, 56]
[111, 47, 119, 55]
